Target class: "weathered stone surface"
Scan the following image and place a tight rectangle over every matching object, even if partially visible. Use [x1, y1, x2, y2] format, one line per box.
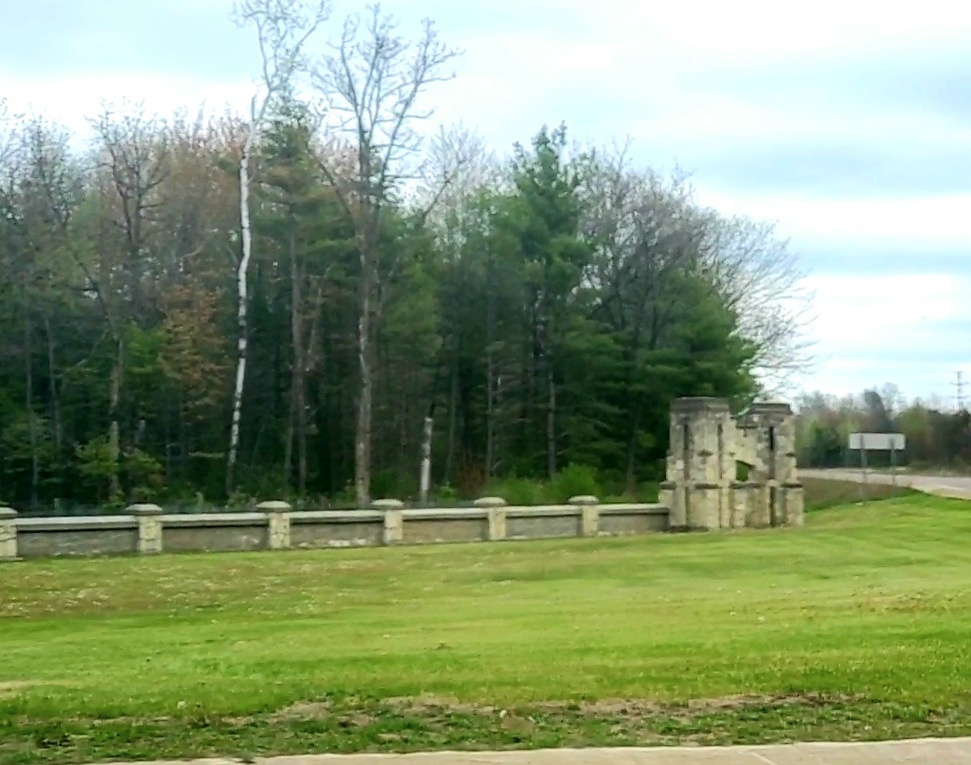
[567, 495, 599, 506]
[372, 499, 405, 510]
[258, 501, 292, 550]
[382, 508, 404, 545]
[129, 504, 164, 555]
[487, 507, 507, 541]
[0, 507, 18, 561]
[257, 500, 292, 513]
[473, 496, 507, 508]
[664, 397, 802, 530]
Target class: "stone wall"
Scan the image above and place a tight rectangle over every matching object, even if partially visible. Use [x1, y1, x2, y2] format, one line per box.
[0, 497, 669, 561]
[0, 397, 804, 562]
[660, 397, 804, 531]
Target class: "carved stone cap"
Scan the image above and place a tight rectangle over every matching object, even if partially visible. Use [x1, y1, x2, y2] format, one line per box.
[473, 496, 507, 508]
[568, 495, 599, 506]
[257, 500, 292, 514]
[671, 397, 730, 413]
[372, 499, 405, 510]
[128, 503, 163, 516]
[748, 402, 793, 416]
[0, 507, 17, 519]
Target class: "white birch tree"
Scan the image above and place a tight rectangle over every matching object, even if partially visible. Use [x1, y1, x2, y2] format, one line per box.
[227, 0, 330, 495]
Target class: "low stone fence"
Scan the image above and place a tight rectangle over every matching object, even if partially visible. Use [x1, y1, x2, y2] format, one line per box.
[0, 496, 669, 561]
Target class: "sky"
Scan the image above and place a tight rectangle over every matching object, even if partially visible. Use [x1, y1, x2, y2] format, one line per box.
[2, 0, 970, 404]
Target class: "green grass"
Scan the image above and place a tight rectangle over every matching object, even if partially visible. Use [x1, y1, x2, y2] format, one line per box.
[3, 494, 971, 764]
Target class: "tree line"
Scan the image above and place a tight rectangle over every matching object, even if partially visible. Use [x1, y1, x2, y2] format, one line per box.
[795, 385, 971, 469]
[0, 1, 810, 511]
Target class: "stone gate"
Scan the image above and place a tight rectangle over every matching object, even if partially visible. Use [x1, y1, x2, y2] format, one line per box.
[659, 397, 804, 530]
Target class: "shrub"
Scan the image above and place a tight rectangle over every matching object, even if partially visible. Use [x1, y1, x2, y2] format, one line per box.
[547, 464, 601, 503]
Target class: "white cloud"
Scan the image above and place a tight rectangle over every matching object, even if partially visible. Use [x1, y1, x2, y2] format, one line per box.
[792, 272, 971, 398]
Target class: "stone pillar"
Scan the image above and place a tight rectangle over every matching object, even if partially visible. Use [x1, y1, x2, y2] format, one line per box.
[373, 499, 404, 545]
[0, 507, 18, 562]
[130, 503, 164, 555]
[257, 500, 292, 550]
[747, 402, 801, 527]
[781, 482, 805, 527]
[475, 497, 507, 541]
[659, 480, 682, 528]
[666, 397, 733, 530]
[569, 495, 600, 537]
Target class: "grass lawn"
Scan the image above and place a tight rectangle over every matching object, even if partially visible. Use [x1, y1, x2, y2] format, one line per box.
[3, 493, 971, 764]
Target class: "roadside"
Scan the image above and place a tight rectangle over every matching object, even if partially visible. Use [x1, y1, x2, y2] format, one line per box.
[800, 468, 971, 501]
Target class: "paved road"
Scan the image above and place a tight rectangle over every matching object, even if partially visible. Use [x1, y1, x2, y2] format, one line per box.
[100, 738, 971, 764]
[800, 468, 971, 500]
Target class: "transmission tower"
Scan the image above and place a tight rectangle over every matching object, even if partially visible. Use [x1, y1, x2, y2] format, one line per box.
[954, 371, 966, 411]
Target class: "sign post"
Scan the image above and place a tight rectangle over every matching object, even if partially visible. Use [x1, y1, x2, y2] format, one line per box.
[848, 433, 906, 502]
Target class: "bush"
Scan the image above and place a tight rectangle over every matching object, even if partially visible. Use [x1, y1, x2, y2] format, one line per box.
[547, 464, 601, 503]
[486, 476, 546, 506]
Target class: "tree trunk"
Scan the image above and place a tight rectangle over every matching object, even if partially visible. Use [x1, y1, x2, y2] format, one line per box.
[484, 253, 497, 478]
[547, 361, 557, 479]
[23, 292, 39, 508]
[625, 410, 640, 495]
[290, 222, 308, 496]
[355, 232, 374, 507]
[444, 350, 459, 485]
[227, 134, 254, 496]
[43, 315, 62, 452]
[419, 414, 433, 506]
[108, 335, 123, 501]
[284, 377, 296, 493]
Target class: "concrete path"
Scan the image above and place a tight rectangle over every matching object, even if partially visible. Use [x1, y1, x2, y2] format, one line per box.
[100, 738, 971, 764]
[800, 468, 971, 500]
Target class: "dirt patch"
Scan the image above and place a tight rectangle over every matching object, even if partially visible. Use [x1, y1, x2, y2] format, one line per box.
[374, 691, 850, 722]
[384, 693, 496, 716]
[0, 680, 71, 698]
[268, 700, 335, 722]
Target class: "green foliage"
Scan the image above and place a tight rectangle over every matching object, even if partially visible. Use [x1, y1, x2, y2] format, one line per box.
[486, 475, 547, 506]
[0, 108, 791, 512]
[74, 436, 121, 502]
[796, 388, 971, 469]
[546, 463, 601, 503]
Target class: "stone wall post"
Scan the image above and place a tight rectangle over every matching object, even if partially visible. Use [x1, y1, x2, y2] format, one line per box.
[782, 482, 805, 527]
[475, 497, 507, 541]
[130, 503, 164, 555]
[0, 507, 18, 561]
[666, 398, 733, 530]
[746, 402, 801, 527]
[373, 499, 404, 545]
[570, 495, 600, 537]
[257, 500, 292, 550]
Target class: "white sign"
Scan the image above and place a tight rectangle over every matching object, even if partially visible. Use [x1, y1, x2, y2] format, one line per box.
[848, 433, 905, 451]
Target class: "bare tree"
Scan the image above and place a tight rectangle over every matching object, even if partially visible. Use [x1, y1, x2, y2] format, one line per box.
[228, 0, 330, 495]
[86, 108, 170, 499]
[313, 4, 460, 505]
[0, 99, 17, 168]
[587, 144, 816, 402]
[421, 125, 497, 485]
[701, 214, 817, 395]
